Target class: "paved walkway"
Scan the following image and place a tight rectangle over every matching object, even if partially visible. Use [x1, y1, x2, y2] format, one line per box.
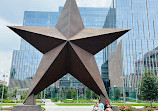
[43, 100, 146, 111]
[0, 100, 145, 111]
[43, 99, 93, 111]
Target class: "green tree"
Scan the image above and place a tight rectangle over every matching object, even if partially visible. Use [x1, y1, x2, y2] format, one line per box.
[22, 93, 26, 100]
[0, 85, 8, 99]
[139, 71, 158, 107]
[22, 91, 28, 100]
[10, 87, 19, 99]
[114, 88, 120, 101]
[65, 88, 72, 99]
[86, 90, 91, 99]
[72, 89, 77, 99]
[92, 92, 99, 99]
[59, 88, 64, 101]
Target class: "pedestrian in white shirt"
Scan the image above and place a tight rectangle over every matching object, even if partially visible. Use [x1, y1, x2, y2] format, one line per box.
[94, 103, 99, 111]
[98, 100, 104, 111]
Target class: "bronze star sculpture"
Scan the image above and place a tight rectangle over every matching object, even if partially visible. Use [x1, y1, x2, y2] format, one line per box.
[8, 0, 129, 105]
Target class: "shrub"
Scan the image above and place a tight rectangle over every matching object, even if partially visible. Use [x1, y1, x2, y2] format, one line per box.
[119, 105, 136, 111]
[36, 100, 41, 103]
[1, 107, 13, 110]
[129, 100, 135, 102]
[111, 100, 123, 103]
[51, 98, 58, 102]
[42, 107, 46, 111]
[3, 99, 14, 103]
[119, 105, 125, 111]
[125, 105, 136, 111]
[144, 105, 150, 108]
[144, 105, 158, 111]
[137, 100, 142, 103]
[61, 99, 94, 103]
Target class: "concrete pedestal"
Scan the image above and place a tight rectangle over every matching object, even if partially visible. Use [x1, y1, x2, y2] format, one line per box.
[112, 105, 119, 111]
[12, 105, 42, 111]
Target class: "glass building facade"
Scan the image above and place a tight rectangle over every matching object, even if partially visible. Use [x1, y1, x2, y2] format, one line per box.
[8, 7, 116, 96]
[107, 0, 158, 100]
[101, 6, 116, 96]
[115, 0, 158, 87]
[136, 46, 158, 75]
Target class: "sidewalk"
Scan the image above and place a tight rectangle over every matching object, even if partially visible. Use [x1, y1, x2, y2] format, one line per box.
[43, 99, 93, 111]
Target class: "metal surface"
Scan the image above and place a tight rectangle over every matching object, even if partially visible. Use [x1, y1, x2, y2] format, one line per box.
[24, 94, 36, 105]
[8, 0, 129, 105]
[55, 0, 84, 39]
[109, 40, 124, 87]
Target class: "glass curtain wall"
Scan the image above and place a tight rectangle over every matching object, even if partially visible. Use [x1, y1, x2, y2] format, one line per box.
[108, 0, 158, 101]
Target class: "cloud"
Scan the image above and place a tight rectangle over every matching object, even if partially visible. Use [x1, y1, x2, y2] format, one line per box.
[0, 51, 12, 85]
[0, 18, 21, 52]
[0, 17, 21, 84]
[0, 0, 112, 23]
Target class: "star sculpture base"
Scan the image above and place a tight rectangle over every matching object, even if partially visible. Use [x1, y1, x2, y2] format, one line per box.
[12, 105, 42, 111]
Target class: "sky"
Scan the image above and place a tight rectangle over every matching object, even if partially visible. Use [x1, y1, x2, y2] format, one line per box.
[0, 0, 112, 85]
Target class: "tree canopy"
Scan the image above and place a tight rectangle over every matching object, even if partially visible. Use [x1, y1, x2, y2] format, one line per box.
[139, 71, 158, 107]
[114, 88, 120, 101]
[0, 84, 8, 99]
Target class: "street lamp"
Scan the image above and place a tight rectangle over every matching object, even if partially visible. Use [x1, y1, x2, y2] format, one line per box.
[120, 76, 126, 106]
[1, 74, 8, 108]
[84, 88, 86, 99]
[44, 89, 46, 103]
[123, 84, 126, 106]
[76, 87, 79, 103]
[91, 90, 92, 100]
[135, 87, 138, 103]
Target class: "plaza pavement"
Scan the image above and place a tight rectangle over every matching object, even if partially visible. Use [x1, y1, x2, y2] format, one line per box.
[43, 99, 94, 111]
[0, 99, 144, 111]
[43, 99, 145, 111]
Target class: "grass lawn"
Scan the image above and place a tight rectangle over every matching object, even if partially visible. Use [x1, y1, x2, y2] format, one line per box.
[1, 103, 17, 106]
[38, 103, 45, 106]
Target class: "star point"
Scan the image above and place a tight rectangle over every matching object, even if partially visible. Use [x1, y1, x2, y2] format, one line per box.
[55, 0, 84, 39]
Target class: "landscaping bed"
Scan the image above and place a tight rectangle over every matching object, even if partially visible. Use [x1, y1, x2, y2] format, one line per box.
[119, 105, 158, 111]
[0, 107, 12, 111]
[111, 103, 158, 107]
